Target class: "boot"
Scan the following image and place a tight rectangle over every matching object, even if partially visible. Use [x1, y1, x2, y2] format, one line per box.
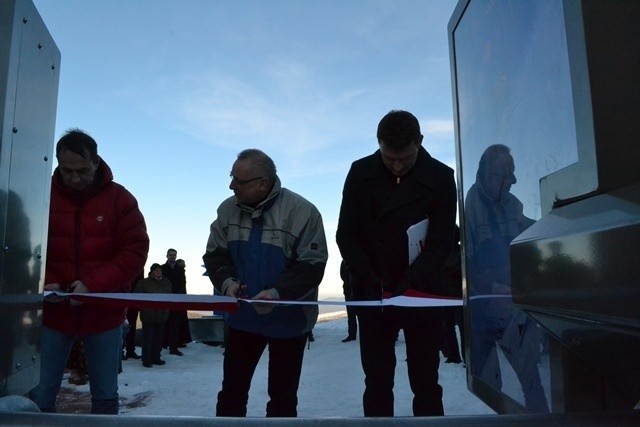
[68, 370, 88, 385]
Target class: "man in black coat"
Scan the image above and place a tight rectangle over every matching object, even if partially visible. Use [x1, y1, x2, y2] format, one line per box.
[336, 110, 456, 417]
[162, 248, 191, 355]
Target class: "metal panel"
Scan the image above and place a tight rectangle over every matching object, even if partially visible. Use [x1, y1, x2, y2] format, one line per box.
[449, 0, 640, 414]
[2, 410, 640, 426]
[0, 0, 60, 397]
[188, 316, 225, 344]
[512, 183, 640, 410]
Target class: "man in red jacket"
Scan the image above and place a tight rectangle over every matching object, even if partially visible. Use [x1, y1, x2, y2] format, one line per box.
[29, 129, 149, 414]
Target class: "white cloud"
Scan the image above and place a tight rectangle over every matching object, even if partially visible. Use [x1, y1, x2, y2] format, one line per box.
[423, 119, 454, 136]
[164, 67, 377, 167]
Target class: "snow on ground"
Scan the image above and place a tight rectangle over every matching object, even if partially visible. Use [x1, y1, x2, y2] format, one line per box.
[58, 312, 494, 418]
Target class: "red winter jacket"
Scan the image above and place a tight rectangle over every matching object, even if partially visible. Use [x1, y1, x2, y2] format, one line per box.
[43, 158, 149, 335]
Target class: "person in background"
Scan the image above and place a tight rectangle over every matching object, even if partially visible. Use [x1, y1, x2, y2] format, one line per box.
[441, 225, 464, 364]
[340, 260, 357, 342]
[162, 249, 191, 356]
[336, 110, 456, 417]
[136, 263, 172, 368]
[123, 271, 144, 360]
[203, 149, 327, 417]
[30, 128, 149, 414]
[174, 258, 192, 346]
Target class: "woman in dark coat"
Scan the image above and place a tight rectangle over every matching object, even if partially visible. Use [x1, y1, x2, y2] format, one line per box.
[136, 263, 172, 367]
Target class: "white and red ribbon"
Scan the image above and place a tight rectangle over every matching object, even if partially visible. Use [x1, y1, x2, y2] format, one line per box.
[45, 288, 462, 312]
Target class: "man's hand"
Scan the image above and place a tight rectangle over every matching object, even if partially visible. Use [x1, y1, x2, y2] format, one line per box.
[223, 279, 247, 298]
[68, 280, 90, 306]
[44, 283, 65, 303]
[251, 288, 279, 315]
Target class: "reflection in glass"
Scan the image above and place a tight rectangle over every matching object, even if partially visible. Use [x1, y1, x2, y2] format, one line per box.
[465, 145, 549, 412]
[454, 0, 578, 220]
[452, 0, 588, 412]
[0, 189, 41, 391]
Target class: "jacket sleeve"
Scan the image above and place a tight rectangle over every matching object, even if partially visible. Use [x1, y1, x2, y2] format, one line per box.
[202, 204, 237, 293]
[272, 205, 327, 300]
[403, 167, 457, 294]
[336, 164, 381, 290]
[83, 188, 149, 293]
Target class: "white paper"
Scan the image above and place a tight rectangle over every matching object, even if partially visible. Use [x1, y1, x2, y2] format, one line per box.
[407, 218, 429, 264]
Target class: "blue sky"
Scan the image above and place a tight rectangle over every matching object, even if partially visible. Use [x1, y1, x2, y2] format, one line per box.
[33, 0, 459, 298]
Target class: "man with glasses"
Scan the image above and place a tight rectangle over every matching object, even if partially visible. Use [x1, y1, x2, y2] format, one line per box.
[203, 149, 327, 417]
[337, 110, 456, 417]
[464, 144, 548, 412]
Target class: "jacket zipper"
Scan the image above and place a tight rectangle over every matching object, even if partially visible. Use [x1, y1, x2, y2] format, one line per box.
[74, 197, 82, 334]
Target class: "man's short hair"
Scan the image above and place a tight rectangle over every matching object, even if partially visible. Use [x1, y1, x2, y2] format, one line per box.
[478, 144, 512, 175]
[56, 128, 98, 162]
[376, 110, 422, 150]
[167, 248, 177, 255]
[237, 149, 277, 184]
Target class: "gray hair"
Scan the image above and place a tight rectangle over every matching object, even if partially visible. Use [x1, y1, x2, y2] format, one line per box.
[237, 149, 277, 184]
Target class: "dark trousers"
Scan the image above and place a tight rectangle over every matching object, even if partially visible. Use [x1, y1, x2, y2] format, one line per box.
[442, 306, 464, 361]
[216, 326, 307, 417]
[166, 311, 180, 350]
[470, 300, 549, 412]
[346, 305, 357, 337]
[141, 322, 164, 364]
[124, 307, 139, 353]
[357, 307, 444, 417]
[165, 310, 191, 349]
[343, 281, 357, 337]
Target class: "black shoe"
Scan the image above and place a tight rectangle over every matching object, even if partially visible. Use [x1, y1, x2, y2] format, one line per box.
[341, 335, 356, 342]
[307, 333, 315, 342]
[152, 359, 166, 365]
[142, 362, 153, 368]
[445, 357, 463, 364]
[68, 371, 88, 385]
[169, 349, 183, 356]
[126, 351, 141, 360]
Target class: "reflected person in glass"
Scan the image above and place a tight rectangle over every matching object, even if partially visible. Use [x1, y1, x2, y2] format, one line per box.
[464, 144, 549, 413]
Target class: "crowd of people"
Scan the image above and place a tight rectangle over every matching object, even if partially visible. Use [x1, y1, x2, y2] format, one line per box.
[30, 110, 473, 418]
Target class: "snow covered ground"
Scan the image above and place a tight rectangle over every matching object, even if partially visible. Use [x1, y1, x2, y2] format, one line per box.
[57, 311, 494, 418]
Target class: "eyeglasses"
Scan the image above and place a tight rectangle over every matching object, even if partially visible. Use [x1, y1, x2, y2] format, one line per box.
[230, 174, 263, 185]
